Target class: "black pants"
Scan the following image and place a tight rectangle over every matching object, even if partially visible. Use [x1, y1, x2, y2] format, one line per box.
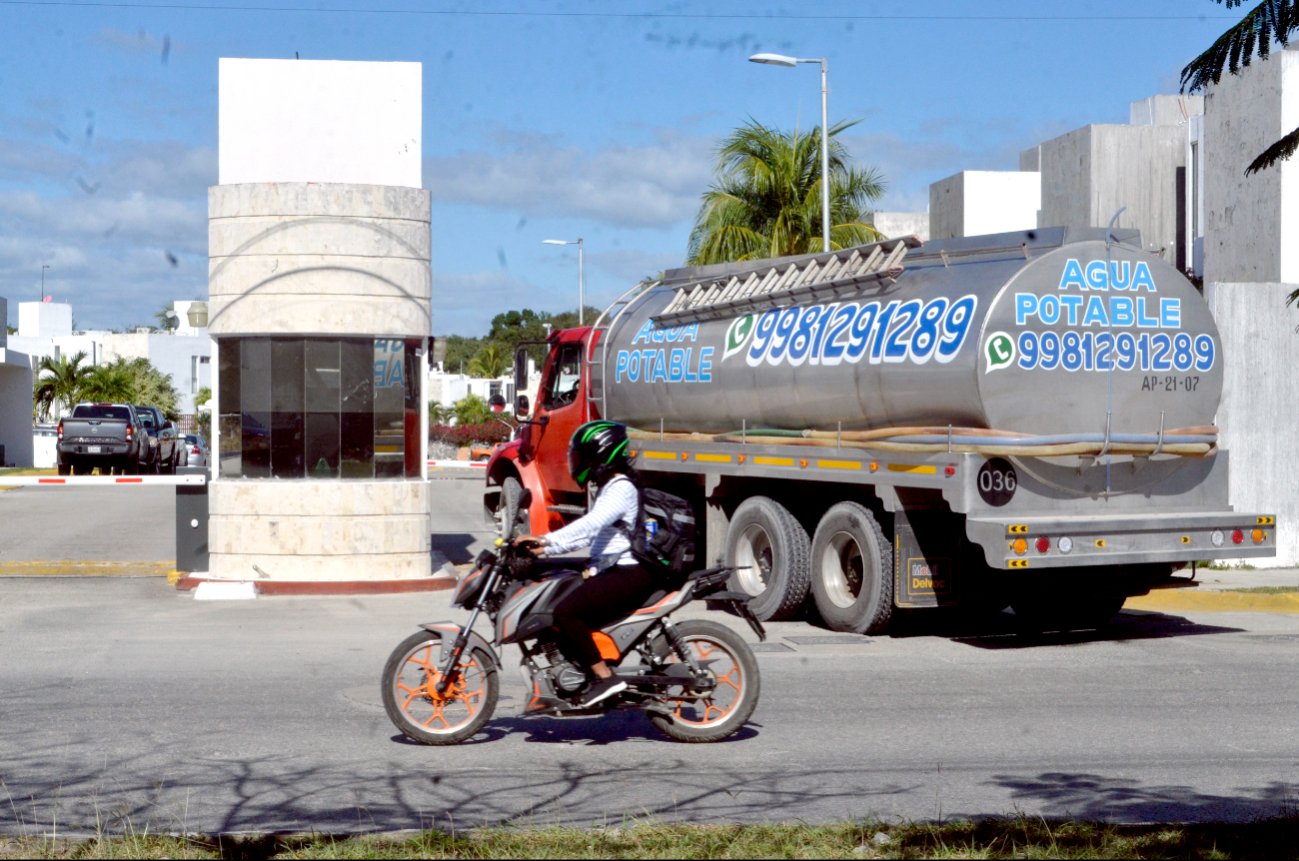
[551, 563, 662, 669]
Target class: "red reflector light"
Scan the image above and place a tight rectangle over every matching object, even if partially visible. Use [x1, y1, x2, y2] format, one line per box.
[944, 465, 956, 477]
[1035, 537, 1050, 554]
[1231, 529, 1245, 545]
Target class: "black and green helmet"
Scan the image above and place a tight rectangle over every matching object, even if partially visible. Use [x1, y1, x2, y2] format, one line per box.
[567, 420, 630, 489]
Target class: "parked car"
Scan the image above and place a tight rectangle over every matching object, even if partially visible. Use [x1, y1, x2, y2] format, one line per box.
[181, 434, 209, 468]
[134, 406, 179, 474]
[56, 403, 150, 475]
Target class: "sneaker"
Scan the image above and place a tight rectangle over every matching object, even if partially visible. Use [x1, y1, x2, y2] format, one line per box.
[579, 676, 628, 707]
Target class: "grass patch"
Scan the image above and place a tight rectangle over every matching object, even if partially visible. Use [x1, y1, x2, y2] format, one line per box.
[2, 816, 1298, 859]
[0, 467, 56, 476]
[1196, 561, 1259, 571]
[1226, 585, 1299, 595]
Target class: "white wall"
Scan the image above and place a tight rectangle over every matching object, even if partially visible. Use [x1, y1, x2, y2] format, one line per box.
[0, 348, 34, 466]
[1205, 282, 1299, 567]
[928, 170, 1040, 239]
[18, 302, 72, 338]
[218, 58, 422, 188]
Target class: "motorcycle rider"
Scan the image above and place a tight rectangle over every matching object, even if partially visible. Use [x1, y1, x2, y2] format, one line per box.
[516, 419, 667, 708]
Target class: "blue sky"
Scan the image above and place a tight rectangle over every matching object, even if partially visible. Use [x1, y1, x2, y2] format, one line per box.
[1, 0, 1235, 336]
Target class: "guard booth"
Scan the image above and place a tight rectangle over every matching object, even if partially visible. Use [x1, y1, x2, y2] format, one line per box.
[203, 59, 434, 587]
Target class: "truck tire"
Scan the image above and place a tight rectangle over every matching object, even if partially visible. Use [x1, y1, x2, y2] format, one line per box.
[494, 476, 527, 540]
[809, 502, 895, 635]
[57, 461, 71, 476]
[724, 496, 811, 621]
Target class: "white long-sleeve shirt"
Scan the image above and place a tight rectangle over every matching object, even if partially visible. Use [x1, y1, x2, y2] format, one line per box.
[541, 474, 638, 568]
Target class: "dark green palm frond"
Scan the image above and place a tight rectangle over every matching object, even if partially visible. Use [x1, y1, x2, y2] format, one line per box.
[689, 117, 884, 263]
[1246, 124, 1299, 173]
[1181, 0, 1298, 93]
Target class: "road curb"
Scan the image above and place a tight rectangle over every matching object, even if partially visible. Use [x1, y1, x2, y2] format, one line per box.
[0, 560, 174, 577]
[172, 573, 457, 595]
[1127, 589, 1299, 614]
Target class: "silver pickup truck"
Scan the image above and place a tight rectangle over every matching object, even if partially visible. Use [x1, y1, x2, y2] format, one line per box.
[56, 403, 150, 475]
[134, 405, 179, 474]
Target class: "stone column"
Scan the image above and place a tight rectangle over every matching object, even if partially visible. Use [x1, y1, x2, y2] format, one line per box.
[207, 182, 432, 582]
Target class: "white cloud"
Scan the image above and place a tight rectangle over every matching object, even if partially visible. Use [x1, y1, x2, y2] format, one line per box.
[424, 130, 713, 228]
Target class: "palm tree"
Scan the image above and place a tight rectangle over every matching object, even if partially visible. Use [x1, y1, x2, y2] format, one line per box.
[34, 351, 89, 421]
[1182, 0, 1299, 175]
[80, 362, 137, 404]
[468, 343, 511, 379]
[687, 119, 886, 265]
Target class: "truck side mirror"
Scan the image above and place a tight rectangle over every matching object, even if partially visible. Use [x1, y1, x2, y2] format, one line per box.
[515, 394, 530, 418]
[514, 345, 530, 400]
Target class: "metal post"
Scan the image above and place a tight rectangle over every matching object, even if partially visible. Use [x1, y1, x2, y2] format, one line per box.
[819, 58, 830, 253]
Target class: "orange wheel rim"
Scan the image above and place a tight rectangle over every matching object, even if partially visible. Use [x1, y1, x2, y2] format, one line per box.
[667, 639, 743, 726]
[395, 644, 486, 731]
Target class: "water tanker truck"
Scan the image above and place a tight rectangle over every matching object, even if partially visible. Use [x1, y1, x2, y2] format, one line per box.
[484, 227, 1277, 633]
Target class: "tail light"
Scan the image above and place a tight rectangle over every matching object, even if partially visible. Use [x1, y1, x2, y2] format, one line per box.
[57, 420, 64, 441]
[126, 424, 134, 442]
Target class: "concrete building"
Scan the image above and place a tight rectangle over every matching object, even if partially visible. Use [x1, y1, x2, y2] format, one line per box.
[927, 170, 1040, 240]
[867, 210, 929, 242]
[0, 297, 34, 467]
[1196, 46, 1299, 567]
[1020, 94, 1202, 270]
[207, 58, 432, 585]
[8, 299, 212, 418]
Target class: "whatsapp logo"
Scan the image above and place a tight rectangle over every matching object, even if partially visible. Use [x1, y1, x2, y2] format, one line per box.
[723, 314, 755, 360]
[984, 332, 1015, 373]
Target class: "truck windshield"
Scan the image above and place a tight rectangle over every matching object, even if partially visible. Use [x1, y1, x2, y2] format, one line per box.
[74, 405, 132, 421]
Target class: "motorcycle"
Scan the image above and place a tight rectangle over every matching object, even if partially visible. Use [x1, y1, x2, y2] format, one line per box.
[381, 491, 766, 744]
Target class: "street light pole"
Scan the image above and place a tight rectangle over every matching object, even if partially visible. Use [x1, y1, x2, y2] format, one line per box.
[542, 237, 585, 325]
[40, 264, 49, 302]
[748, 52, 832, 253]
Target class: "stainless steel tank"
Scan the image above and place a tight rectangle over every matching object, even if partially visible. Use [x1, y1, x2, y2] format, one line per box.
[592, 228, 1222, 438]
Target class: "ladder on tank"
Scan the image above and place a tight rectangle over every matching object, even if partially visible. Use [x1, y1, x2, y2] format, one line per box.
[583, 278, 659, 422]
[651, 235, 922, 327]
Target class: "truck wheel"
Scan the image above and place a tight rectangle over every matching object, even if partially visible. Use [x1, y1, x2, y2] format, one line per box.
[724, 496, 811, 621]
[494, 476, 527, 540]
[57, 462, 71, 476]
[809, 502, 895, 635]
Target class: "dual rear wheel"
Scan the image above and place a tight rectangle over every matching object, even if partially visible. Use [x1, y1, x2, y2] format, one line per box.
[725, 496, 893, 634]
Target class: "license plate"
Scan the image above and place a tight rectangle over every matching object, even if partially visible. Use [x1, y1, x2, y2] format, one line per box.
[87, 445, 101, 453]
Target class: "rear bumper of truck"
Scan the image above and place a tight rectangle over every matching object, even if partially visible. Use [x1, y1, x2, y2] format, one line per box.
[59, 441, 131, 457]
[966, 511, 1277, 570]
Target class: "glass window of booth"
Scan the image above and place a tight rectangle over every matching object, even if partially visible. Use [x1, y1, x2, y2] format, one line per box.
[218, 337, 420, 479]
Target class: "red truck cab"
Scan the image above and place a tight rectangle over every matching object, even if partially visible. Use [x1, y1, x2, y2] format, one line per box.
[484, 326, 596, 536]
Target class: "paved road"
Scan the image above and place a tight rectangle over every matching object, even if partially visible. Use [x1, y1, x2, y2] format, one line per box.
[1, 575, 1298, 837]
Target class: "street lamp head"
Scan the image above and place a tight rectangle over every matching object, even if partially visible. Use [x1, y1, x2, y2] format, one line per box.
[542, 239, 570, 246]
[749, 52, 798, 67]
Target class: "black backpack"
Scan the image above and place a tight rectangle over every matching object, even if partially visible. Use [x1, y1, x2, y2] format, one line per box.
[615, 477, 697, 574]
